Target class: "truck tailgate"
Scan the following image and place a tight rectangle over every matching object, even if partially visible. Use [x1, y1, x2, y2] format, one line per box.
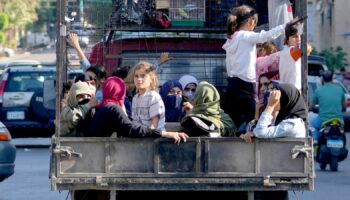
[51, 137, 314, 191]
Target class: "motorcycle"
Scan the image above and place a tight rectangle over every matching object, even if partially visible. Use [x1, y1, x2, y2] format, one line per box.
[315, 118, 348, 171]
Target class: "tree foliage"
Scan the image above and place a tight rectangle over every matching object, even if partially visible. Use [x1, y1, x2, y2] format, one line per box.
[319, 46, 349, 71]
[28, 0, 56, 32]
[0, 0, 39, 29]
[0, 13, 9, 31]
[0, 32, 5, 44]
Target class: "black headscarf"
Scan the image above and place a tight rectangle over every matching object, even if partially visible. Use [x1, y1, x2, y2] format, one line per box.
[274, 83, 307, 125]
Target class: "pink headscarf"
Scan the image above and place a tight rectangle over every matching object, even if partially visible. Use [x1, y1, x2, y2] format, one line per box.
[97, 77, 126, 108]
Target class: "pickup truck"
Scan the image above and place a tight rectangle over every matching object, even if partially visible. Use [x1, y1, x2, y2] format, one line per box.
[51, 1, 313, 199]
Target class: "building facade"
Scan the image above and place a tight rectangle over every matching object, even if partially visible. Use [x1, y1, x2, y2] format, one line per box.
[308, 0, 350, 65]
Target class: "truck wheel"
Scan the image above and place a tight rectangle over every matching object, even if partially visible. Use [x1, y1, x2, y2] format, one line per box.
[330, 156, 338, 171]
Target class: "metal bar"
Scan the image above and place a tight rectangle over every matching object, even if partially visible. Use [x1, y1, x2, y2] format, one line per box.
[54, 0, 67, 189]
[105, 54, 226, 59]
[195, 138, 201, 176]
[106, 142, 110, 174]
[295, 0, 309, 127]
[56, 0, 68, 138]
[110, 191, 116, 200]
[54, 177, 311, 191]
[247, 191, 254, 200]
[255, 140, 259, 174]
[154, 140, 159, 174]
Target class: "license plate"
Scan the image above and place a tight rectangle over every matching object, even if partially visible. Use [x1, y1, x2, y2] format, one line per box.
[7, 111, 25, 120]
[327, 140, 344, 148]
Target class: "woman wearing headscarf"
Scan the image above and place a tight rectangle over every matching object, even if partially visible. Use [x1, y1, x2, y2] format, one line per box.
[60, 81, 97, 137]
[241, 83, 307, 143]
[85, 77, 188, 143]
[181, 81, 236, 137]
[159, 80, 184, 122]
[179, 74, 199, 104]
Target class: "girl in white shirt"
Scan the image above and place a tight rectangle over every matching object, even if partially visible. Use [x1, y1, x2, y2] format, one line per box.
[131, 61, 166, 131]
[222, 5, 289, 129]
[279, 23, 312, 90]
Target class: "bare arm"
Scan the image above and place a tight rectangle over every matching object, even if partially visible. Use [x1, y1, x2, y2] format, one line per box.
[157, 52, 171, 65]
[150, 114, 160, 129]
[67, 33, 87, 61]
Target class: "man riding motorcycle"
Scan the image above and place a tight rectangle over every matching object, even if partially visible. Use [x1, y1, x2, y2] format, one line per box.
[310, 71, 348, 171]
[310, 70, 346, 143]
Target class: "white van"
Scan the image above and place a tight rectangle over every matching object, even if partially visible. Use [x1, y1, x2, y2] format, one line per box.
[26, 32, 51, 48]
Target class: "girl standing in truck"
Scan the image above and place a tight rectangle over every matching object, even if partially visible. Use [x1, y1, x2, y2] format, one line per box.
[222, 5, 296, 129]
[131, 61, 166, 131]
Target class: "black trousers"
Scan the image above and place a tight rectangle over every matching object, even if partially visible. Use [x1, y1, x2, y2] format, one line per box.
[225, 77, 256, 129]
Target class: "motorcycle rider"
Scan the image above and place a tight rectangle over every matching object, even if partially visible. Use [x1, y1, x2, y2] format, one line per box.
[310, 70, 346, 143]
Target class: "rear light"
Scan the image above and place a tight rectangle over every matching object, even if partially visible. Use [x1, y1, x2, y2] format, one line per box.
[0, 133, 10, 141]
[0, 72, 8, 104]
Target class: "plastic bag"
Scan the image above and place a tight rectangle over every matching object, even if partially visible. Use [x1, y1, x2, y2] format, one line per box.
[268, 0, 294, 49]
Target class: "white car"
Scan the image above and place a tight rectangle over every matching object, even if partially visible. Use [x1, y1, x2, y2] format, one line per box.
[3, 48, 14, 57]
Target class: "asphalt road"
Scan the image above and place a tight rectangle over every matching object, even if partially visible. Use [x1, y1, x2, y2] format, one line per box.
[0, 147, 68, 200]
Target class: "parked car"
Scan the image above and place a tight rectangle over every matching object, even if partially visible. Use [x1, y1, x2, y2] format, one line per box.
[308, 55, 328, 77]
[0, 121, 16, 182]
[0, 66, 84, 137]
[0, 48, 15, 57]
[0, 60, 41, 75]
[4, 60, 41, 68]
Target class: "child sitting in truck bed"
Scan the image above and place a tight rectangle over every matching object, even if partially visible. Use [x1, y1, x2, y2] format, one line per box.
[85, 76, 188, 143]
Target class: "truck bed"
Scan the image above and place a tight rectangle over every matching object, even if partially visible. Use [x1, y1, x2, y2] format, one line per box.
[51, 136, 314, 192]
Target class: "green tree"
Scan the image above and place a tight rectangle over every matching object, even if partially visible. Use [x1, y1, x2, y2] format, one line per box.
[0, 12, 8, 46]
[0, 0, 39, 48]
[0, 0, 39, 29]
[0, 32, 5, 44]
[28, 1, 56, 32]
[0, 13, 9, 30]
[319, 46, 349, 71]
